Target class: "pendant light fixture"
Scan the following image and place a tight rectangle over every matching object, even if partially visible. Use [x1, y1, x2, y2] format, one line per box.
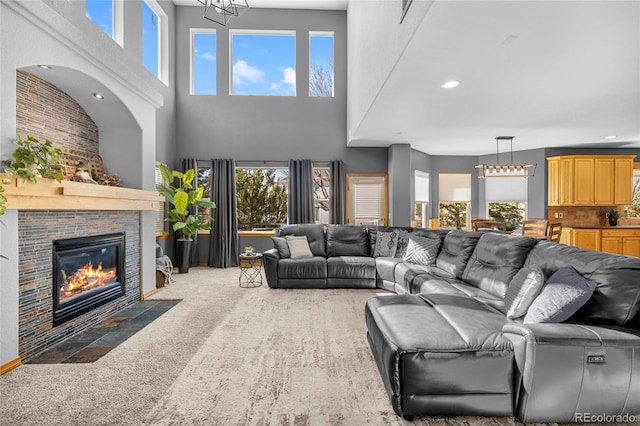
[475, 136, 536, 178]
[198, 0, 249, 26]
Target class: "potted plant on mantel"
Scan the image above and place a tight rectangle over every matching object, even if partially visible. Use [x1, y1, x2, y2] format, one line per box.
[0, 135, 64, 216]
[156, 163, 216, 273]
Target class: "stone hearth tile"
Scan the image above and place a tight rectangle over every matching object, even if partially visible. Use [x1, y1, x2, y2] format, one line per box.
[93, 316, 132, 329]
[62, 346, 114, 363]
[88, 331, 137, 347]
[27, 341, 89, 364]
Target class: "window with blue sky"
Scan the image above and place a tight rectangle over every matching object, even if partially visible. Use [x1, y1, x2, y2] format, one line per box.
[231, 31, 296, 96]
[309, 32, 334, 97]
[86, 0, 113, 38]
[191, 30, 217, 95]
[142, 1, 159, 78]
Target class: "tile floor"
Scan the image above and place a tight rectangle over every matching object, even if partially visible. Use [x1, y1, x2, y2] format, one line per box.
[27, 300, 181, 364]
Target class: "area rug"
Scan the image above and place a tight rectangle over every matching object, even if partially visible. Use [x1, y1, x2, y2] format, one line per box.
[1, 267, 634, 425]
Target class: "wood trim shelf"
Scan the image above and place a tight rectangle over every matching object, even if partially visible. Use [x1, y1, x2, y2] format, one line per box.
[2, 175, 164, 211]
[0, 357, 21, 376]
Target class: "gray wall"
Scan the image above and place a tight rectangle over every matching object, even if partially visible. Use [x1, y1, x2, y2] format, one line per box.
[174, 7, 387, 174]
[388, 144, 412, 226]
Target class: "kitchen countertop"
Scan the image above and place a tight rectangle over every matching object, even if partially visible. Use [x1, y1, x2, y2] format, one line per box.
[564, 225, 640, 229]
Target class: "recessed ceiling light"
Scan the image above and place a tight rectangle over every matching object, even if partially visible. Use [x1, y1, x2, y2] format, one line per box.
[442, 80, 460, 89]
[37, 65, 51, 69]
[92, 93, 105, 100]
[604, 135, 617, 140]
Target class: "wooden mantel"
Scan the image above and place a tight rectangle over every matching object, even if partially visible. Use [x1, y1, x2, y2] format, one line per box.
[2, 175, 163, 211]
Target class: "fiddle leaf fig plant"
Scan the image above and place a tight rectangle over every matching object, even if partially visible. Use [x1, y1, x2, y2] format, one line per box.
[4, 136, 64, 183]
[156, 163, 216, 240]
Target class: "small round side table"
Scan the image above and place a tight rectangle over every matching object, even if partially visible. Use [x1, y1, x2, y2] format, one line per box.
[239, 253, 263, 288]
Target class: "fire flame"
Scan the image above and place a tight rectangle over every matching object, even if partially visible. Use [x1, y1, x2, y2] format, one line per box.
[60, 261, 117, 301]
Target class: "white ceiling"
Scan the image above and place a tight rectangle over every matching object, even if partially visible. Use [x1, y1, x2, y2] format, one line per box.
[172, 0, 349, 10]
[349, 1, 640, 156]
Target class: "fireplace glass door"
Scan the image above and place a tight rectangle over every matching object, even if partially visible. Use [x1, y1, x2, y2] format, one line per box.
[53, 233, 125, 326]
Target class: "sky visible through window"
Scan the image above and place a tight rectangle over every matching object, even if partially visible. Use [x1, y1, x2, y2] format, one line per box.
[193, 33, 217, 95]
[310, 34, 333, 97]
[142, 1, 159, 78]
[232, 34, 296, 96]
[86, 0, 113, 38]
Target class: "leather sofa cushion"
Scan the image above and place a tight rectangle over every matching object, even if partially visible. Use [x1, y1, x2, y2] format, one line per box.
[526, 240, 640, 325]
[462, 233, 537, 299]
[375, 257, 403, 282]
[326, 225, 369, 257]
[394, 263, 433, 294]
[278, 224, 326, 257]
[435, 230, 483, 279]
[412, 274, 505, 312]
[278, 256, 327, 279]
[412, 229, 449, 244]
[327, 256, 375, 279]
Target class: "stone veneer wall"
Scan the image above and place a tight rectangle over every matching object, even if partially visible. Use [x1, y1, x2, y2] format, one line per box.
[18, 211, 141, 361]
[16, 70, 99, 154]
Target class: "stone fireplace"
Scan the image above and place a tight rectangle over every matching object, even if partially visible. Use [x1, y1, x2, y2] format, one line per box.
[18, 211, 143, 361]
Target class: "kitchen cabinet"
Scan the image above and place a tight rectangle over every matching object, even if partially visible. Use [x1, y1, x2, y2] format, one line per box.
[601, 229, 640, 257]
[571, 228, 601, 251]
[547, 155, 635, 206]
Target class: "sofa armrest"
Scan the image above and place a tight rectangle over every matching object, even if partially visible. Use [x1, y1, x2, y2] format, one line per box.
[262, 248, 280, 288]
[502, 323, 640, 422]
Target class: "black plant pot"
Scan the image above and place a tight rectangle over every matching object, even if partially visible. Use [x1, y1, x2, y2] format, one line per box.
[177, 239, 192, 273]
[609, 217, 618, 227]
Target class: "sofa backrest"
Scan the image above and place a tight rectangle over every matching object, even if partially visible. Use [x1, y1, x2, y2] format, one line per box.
[412, 229, 450, 244]
[435, 230, 483, 279]
[326, 225, 369, 257]
[278, 224, 326, 257]
[526, 240, 640, 326]
[462, 233, 537, 299]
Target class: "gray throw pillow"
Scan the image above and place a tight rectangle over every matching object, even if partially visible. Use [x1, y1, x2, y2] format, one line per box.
[402, 235, 441, 266]
[373, 231, 398, 257]
[285, 235, 313, 259]
[524, 265, 597, 324]
[504, 265, 545, 319]
[271, 237, 291, 258]
[394, 230, 411, 258]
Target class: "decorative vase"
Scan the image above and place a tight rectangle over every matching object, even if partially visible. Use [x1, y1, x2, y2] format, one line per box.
[608, 216, 618, 227]
[177, 239, 192, 273]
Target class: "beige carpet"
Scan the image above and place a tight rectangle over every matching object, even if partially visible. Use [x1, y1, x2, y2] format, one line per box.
[1, 268, 634, 426]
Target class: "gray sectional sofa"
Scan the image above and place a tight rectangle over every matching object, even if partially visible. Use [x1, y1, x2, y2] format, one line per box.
[263, 224, 640, 423]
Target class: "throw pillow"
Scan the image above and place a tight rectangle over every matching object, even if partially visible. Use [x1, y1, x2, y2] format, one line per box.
[503, 265, 545, 319]
[271, 237, 291, 258]
[394, 230, 411, 258]
[524, 265, 597, 324]
[285, 235, 313, 259]
[402, 235, 441, 266]
[373, 231, 399, 257]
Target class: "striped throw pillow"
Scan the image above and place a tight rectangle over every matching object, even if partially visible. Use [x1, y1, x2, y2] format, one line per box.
[402, 235, 441, 266]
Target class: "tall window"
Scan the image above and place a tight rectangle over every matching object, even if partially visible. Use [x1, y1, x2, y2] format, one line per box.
[414, 171, 429, 228]
[309, 32, 334, 97]
[86, 0, 113, 38]
[484, 178, 527, 230]
[142, 1, 160, 78]
[438, 174, 471, 229]
[154, 165, 168, 237]
[191, 29, 217, 95]
[236, 168, 288, 230]
[627, 168, 640, 219]
[313, 166, 331, 224]
[231, 31, 296, 96]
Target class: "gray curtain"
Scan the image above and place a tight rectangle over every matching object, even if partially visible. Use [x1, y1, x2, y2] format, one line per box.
[181, 158, 199, 267]
[288, 159, 314, 224]
[330, 160, 345, 224]
[209, 159, 239, 268]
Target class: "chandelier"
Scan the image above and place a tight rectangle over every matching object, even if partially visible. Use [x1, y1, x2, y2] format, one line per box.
[475, 136, 536, 178]
[198, 0, 249, 26]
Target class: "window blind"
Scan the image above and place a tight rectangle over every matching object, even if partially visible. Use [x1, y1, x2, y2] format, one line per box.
[354, 183, 381, 220]
[415, 170, 429, 202]
[439, 173, 471, 202]
[485, 177, 528, 202]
